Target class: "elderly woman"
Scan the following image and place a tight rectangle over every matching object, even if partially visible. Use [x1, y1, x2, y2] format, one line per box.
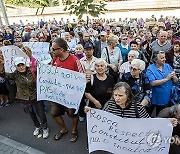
[74, 44, 84, 60]
[0, 55, 49, 139]
[121, 59, 151, 107]
[103, 82, 149, 118]
[85, 82, 149, 118]
[85, 59, 114, 109]
[85, 82, 178, 126]
[146, 51, 178, 116]
[101, 35, 123, 82]
[119, 50, 139, 79]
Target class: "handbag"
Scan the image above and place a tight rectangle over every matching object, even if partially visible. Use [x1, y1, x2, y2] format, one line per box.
[105, 47, 119, 78]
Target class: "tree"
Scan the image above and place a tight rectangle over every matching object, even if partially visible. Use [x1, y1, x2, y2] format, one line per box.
[63, 0, 107, 19]
[4, 0, 58, 8]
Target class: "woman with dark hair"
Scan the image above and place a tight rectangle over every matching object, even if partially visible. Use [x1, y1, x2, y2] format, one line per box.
[85, 82, 149, 118]
[102, 82, 149, 118]
[166, 40, 180, 78]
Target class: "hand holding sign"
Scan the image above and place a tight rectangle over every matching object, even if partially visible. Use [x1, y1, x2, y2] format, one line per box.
[0, 45, 30, 73]
[87, 108, 173, 154]
[37, 62, 86, 113]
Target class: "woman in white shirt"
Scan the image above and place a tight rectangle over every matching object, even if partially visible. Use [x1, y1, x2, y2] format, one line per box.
[101, 35, 123, 82]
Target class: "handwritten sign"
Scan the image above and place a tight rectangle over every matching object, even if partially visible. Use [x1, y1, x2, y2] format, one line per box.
[87, 109, 173, 154]
[23, 42, 52, 63]
[37, 63, 86, 113]
[0, 45, 30, 73]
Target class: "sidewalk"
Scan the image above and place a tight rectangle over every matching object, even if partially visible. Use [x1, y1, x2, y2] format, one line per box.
[0, 135, 46, 154]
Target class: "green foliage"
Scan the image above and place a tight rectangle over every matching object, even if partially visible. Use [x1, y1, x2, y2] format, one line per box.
[4, 0, 59, 8]
[63, 0, 107, 19]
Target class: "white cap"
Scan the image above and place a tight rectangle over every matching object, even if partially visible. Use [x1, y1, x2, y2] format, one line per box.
[14, 57, 26, 66]
[100, 31, 107, 36]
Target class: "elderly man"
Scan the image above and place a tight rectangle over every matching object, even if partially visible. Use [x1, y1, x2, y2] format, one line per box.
[118, 34, 130, 62]
[79, 43, 98, 121]
[94, 31, 108, 58]
[78, 32, 94, 49]
[149, 31, 172, 63]
[64, 32, 76, 54]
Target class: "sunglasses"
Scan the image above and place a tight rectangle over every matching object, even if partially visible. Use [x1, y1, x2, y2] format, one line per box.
[52, 47, 61, 51]
[130, 67, 139, 71]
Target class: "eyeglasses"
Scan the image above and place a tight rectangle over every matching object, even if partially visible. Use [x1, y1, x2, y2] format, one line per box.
[52, 47, 61, 51]
[122, 38, 127, 40]
[130, 67, 139, 71]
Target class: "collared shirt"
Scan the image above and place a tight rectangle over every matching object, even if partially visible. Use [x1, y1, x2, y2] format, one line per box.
[101, 46, 123, 67]
[146, 63, 173, 106]
[80, 56, 98, 73]
[67, 39, 76, 53]
[101, 41, 107, 53]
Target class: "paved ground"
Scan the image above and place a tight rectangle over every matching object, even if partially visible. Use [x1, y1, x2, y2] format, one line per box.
[0, 135, 45, 154]
[0, 102, 89, 154]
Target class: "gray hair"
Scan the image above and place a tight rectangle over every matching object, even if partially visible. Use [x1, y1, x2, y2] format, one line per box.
[128, 50, 139, 59]
[95, 58, 107, 68]
[107, 35, 118, 45]
[131, 59, 145, 71]
[120, 34, 127, 40]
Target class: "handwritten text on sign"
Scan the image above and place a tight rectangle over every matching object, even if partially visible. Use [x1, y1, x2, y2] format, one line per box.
[87, 109, 173, 154]
[23, 42, 52, 63]
[37, 63, 86, 113]
[0, 45, 30, 73]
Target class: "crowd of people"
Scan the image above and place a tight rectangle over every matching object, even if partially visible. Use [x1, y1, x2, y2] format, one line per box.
[0, 14, 180, 153]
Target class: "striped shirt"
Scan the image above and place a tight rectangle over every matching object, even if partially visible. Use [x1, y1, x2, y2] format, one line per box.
[103, 99, 149, 118]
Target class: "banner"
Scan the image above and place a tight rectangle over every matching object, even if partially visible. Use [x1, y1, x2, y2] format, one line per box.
[0, 45, 30, 73]
[37, 63, 86, 113]
[87, 109, 173, 154]
[23, 42, 52, 63]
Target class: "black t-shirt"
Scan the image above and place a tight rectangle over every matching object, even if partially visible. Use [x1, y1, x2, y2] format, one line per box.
[85, 74, 114, 108]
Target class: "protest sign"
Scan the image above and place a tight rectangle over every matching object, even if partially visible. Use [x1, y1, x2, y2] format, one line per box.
[87, 109, 173, 154]
[37, 62, 86, 113]
[23, 42, 52, 63]
[0, 45, 30, 73]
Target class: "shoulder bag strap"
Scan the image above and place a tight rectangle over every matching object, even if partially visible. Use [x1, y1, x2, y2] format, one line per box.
[105, 47, 111, 64]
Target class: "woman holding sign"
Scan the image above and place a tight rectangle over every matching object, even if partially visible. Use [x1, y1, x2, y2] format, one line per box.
[102, 82, 150, 118]
[85, 59, 114, 109]
[85, 82, 178, 126]
[0, 55, 49, 139]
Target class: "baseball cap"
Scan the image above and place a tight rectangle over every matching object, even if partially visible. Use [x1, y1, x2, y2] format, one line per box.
[84, 43, 93, 49]
[14, 57, 26, 66]
[100, 31, 107, 36]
